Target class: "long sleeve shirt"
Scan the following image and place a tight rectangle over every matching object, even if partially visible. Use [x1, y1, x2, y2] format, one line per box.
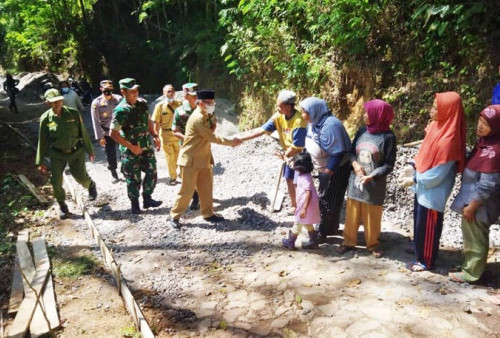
[414, 161, 457, 213]
[177, 108, 233, 168]
[63, 90, 84, 112]
[347, 127, 397, 205]
[36, 107, 94, 165]
[451, 168, 500, 224]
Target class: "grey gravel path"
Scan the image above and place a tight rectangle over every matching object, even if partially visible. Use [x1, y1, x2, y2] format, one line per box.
[69, 98, 500, 337]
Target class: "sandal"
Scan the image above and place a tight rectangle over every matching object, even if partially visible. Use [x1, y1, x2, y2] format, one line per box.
[406, 261, 428, 272]
[448, 272, 469, 284]
[370, 249, 384, 258]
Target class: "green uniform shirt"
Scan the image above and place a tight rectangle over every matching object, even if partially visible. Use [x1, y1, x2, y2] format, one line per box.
[36, 106, 94, 165]
[173, 101, 216, 145]
[173, 101, 195, 135]
[110, 98, 151, 153]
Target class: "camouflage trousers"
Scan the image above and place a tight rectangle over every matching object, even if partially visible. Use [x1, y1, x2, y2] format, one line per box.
[121, 149, 157, 200]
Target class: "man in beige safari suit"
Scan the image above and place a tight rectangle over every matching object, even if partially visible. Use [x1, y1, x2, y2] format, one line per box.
[168, 90, 241, 229]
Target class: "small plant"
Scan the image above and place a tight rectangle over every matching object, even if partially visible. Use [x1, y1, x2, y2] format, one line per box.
[52, 254, 96, 278]
[121, 326, 141, 338]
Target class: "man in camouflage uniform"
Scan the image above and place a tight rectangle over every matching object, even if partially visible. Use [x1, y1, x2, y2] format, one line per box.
[173, 83, 201, 209]
[151, 84, 182, 185]
[90, 80, 122, 180]
[110, 78, 162, 214]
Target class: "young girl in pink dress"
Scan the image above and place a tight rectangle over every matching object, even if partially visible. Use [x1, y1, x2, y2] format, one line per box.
[282, 152, 321, 249]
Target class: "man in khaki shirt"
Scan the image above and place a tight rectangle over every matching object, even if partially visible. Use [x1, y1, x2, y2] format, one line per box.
[151, 84, 182, 185]
[169, 90, 242, 229]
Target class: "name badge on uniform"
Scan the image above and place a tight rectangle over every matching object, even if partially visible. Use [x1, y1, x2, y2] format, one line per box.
[48, 121, 57, 131]
[66, 119, 75, 122]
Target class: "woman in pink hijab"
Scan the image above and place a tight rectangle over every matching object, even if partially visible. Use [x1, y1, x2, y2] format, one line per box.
[339, 99, 396, 257]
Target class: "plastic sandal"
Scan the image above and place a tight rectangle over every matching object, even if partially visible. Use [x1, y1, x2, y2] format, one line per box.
[448, 272, 469, 284]
[406, 261, 428, 272]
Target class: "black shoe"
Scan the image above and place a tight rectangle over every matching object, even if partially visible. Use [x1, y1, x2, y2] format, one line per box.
[88, 181, 97, 201]
[58, 202, 70, 219]
[169, 217, 182, 230]
[168, 178, 177, 186]
[131, 199, 141, 214]
[190, 191, 200, 210]
[203, 215, 225, 223]
[143, 195, 162, 209]
[111, 170, 119, 180]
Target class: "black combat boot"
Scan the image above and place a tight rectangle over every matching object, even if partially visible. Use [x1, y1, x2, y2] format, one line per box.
[131, 199, 141, 214]
[88, 181, 97, 200]
[58, 202, 70, 219]
[143, 195, 162, 209]
[111, 169, 119, 181]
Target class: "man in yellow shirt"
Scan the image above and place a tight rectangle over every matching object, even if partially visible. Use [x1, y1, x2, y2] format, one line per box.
[168, 90, 242, 229]
[238, 90, 307, 212]
[151, 84, 182, 185]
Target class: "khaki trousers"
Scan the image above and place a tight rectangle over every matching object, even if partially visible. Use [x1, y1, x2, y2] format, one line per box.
[342, 198, 383, 250]
[170, 166, 214, 219]
[162, 140, 180, 180]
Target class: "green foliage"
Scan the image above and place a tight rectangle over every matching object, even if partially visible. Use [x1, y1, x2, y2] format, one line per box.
[0, 0, 96, 71]
[0, 174, 38, 273]
[52, 254, 96, 278]
[220, 0, 500, 139]
[121, 326, 141, 338]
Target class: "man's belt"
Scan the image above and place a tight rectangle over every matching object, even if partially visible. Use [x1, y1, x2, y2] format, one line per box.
[51, 141, 82, 154]
[102, 126, 110, 131]
[161, 128, 172, 131]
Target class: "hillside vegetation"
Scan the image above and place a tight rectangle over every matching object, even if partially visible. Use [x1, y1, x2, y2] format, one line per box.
[1, 0, 499, 142]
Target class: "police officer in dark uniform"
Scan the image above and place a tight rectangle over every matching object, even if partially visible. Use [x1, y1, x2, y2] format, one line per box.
[36, 88, 97, 218]
[110, 78, 162, 214]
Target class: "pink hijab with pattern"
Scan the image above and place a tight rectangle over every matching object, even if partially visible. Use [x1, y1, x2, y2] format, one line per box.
[467, 105, 500, 173]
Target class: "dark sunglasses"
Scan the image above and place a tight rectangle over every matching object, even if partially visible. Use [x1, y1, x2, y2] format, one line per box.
[103, 90, 113, 95]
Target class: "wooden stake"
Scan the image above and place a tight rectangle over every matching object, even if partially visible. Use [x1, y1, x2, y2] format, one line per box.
[402, 140, 423, 147]
[271, 162, 285, 212]
[17, 174, 50, 206]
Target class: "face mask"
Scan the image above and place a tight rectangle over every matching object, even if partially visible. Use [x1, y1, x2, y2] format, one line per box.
[61, 88, 70, 94]
[167, 98, 174, 103]
[205, 104, 215, 115]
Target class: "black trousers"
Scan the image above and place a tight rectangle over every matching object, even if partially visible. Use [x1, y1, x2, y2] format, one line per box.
[8, 94, 18, 113]
[104, 135, 118, 170]
[317, 160, 351, 236]
[413, 197, 444, 269]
